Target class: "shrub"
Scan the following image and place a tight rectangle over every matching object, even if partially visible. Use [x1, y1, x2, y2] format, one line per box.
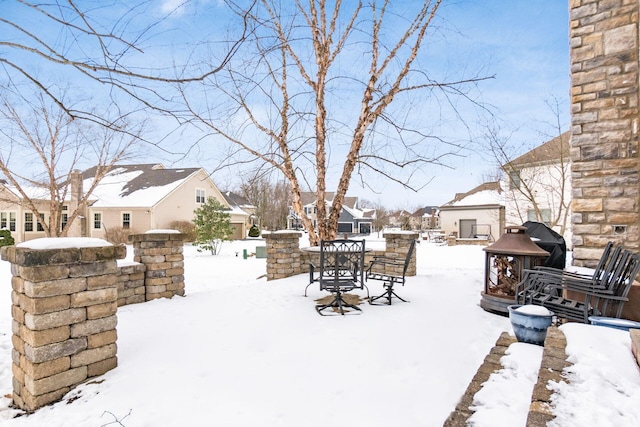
[169, 220, 196, 242]
[104, 226, 136, 245]
[0, 229, 15, 247]
[248, 224, 261, 238]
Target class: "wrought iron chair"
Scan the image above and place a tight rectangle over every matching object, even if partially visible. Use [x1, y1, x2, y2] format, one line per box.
[366, 239, 416, 305]
[516, 243, 640, 323]
[312, 239, 368, 316]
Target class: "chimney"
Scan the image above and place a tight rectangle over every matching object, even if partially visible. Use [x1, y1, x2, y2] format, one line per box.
[67, 170, 85, 237]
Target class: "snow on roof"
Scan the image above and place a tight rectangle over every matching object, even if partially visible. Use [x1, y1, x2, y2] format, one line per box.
[2, 183, 51, 200]
[447, 189, 504, 207]
[442, 181, 504, 208]
[85, 166, 198, 208]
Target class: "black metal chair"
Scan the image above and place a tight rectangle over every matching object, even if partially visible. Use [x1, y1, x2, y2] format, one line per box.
[366, 239, 416, 305]
[516, 243, 640, 323]
[312, 239, 368, 316]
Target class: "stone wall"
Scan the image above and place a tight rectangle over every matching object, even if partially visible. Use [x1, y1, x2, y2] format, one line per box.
[264, 231, 303, 280]
[130, 232, 186, 300]
[264, 231, 418, 281]
[1, 243, 125, 412]
[570, 0, 640, 266]
[116, 262, 146, 306]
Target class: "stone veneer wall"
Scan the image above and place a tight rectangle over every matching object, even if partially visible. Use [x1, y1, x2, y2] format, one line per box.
[570, 0, 640, 266]
[130, 232, 186, 300]
[116, 262, 146, 306]
[0, 243, 125, 412]
[264, 231, 303, 280]
[264, 231, 417, 281]
[379, 232, 419, 276]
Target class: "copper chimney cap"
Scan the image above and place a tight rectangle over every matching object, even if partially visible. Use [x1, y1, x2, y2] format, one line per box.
[483, 226, 550, 257]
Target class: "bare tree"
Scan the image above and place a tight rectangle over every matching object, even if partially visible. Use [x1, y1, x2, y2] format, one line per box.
[238, 170, 291, 231]
[0, 91, 141, 237]
[483, 100, 571, 236]
[360, 199, 389, 236]
[178, 0, 491, 245]
[0, 1, 248, 132]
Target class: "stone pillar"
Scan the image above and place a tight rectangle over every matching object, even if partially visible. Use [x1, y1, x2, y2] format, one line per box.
[0, 240, 124, 412]
[570, 0, 640, 265]
[264, 231, 301, 280]
[116, 263, 146, 306]
[383, 232, 419, 277]
[130, 232, 185, 300]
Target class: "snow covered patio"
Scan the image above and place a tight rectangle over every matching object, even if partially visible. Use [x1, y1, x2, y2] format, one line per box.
[0, 238, 639, 426]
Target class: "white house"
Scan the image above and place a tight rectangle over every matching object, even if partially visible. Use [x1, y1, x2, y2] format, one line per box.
[502, 132, 572, 248]
[439, 181, 505, 241]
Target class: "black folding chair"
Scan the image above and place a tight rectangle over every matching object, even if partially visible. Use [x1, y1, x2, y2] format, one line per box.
[366, 239, 416, 305]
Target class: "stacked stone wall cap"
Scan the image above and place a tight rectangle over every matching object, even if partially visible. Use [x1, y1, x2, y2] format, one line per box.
[263, 231, 302, 239]
[2, 237, 120, 265]
[129, 232, 185, 243]
[383, 231, 419, 239]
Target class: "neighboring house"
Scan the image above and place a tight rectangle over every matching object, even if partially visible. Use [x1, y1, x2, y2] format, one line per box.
[287, 192, 375, 234]
[0, 179, 53, 244]
[502, 132, 572, 248]
[83, 164, 250, 241]
[0, 164, 252, 243]
[439, 181, 505, 241]
[387, 209, 413, 229]
[222, 191, 258, 230]
[411, 206, 440, 230]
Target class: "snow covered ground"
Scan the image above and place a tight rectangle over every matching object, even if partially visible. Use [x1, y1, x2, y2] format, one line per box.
[0, 236, 639, 426]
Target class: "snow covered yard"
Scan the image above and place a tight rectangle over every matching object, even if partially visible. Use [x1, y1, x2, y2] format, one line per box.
[0, 238, 638, 426]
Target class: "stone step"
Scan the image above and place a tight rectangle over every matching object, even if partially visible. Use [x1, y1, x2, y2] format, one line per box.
[443, 326, 571, 427]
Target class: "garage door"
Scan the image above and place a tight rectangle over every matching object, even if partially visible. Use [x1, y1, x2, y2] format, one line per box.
[230, 224, 243, 240]
[337, 222, 353, 233]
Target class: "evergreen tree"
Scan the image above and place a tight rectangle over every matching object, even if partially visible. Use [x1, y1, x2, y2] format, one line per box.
[193, 197, 234, 255]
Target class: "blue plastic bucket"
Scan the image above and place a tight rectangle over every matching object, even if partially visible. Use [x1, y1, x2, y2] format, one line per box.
[588, 316, 640, 331]
[508, 305, 554, 346]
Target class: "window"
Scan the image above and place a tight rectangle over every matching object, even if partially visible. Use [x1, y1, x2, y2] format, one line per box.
[509, 171, 521, 189]
[94, 213, 102, 229]
[527, 209, 552, 224]
[1, 212, 16, 231]
[122, 212, 131, 229]
[37, 213, 45, 232]
[196, 189, 206, 204]
[24, 213, 33, 232]
[60, 206, 68, 231]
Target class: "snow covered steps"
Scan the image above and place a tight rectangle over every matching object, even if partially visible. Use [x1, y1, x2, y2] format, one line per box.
[443, 327, 571, 427]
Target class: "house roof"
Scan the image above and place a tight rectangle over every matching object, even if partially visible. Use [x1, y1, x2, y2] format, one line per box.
[440, 181, 504, 208]
[506, 132, 570, 168]
[223, 191, 253, 208]
[412, 206, 439, 217]
[83, 164, 202, 208]
[296, 191, 373, 220]
[299, 191, 358, 209]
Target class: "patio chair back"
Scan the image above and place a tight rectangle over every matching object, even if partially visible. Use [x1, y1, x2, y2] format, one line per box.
[318, 239, 366, 293]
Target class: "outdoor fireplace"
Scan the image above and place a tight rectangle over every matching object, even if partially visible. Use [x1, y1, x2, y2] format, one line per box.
[481, 226, 549, 314]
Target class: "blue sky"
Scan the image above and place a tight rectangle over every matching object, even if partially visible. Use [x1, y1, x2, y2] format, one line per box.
[1, 0, 570, 209]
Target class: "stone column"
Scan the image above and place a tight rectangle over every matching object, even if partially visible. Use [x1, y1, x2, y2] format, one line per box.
[130, 232, 185, 300]
[570, 0, 640, 265]
[383, 232, 419, 276]
[264, 231, 301, 280]
[1, 240, 124, 412]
